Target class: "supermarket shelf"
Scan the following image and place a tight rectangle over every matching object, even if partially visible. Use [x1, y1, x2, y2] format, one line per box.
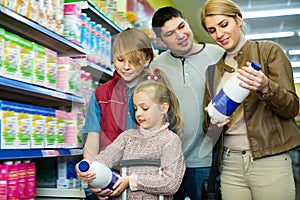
[36, 188, 86, 199]
[0, 4, 86, 56]
[81, 60, 113, 83]
[0, 76, 85, 106]
[82, 2, 123, 35]
[0, 148, 83, 160]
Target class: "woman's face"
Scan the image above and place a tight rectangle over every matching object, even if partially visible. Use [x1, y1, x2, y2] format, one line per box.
[113, 53, 150, 88]
[204, 14, 242, 51]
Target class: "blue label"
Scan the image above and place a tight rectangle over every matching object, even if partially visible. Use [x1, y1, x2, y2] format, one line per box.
[212, 89, 240, 116]
[104, 169, 120, 190]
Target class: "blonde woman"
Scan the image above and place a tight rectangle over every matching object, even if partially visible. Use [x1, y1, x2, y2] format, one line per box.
[201, 0, 300, 199]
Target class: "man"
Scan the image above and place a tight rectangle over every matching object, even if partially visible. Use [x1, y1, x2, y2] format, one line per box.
[151, 6, 224, 200]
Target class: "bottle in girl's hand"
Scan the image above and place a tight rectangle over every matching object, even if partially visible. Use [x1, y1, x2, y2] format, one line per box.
[207, 61, 262, 122]
[78, 160, 120, 189]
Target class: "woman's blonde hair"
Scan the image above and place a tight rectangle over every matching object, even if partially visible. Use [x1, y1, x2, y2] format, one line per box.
[200, 0, 246, 33]
[133, 68, 184, 138]
[112, 28, 154, 68]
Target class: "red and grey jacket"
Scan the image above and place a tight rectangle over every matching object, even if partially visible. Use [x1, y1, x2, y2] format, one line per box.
[95, 71, 128, 151]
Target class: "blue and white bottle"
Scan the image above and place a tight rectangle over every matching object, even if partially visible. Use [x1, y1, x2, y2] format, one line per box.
[207, 61, 262, 122]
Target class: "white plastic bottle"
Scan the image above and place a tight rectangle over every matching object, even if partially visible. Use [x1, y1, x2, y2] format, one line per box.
[207, 61, 262, 122]
[78, 160, 120, 189]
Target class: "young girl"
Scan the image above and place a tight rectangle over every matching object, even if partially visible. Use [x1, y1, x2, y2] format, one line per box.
[76, 71, 186, 199]
[200, 0, 300, 199]
[82, 28, 154, 198]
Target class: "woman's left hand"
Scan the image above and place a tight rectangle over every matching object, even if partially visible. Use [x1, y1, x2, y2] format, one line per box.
[237, 61, 270, 93]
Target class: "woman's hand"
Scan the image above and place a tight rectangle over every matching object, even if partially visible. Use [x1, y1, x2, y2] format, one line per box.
[237, 61, 270, 93]
[204, 107, 230, 127]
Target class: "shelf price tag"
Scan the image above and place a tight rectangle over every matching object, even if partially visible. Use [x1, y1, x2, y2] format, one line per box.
[70, 149, 83, 155]
[41, 150, 60, 157]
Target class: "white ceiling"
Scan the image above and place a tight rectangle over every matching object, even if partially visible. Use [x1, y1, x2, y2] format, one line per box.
[171, 0, 300, 77]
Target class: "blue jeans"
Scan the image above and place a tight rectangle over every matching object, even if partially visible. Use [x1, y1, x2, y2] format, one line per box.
[174, 167, 211, 200]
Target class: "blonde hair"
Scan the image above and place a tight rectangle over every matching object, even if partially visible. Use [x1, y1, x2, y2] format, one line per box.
[200, 0, 246, 33]
[134, 68, 184, 138]
[112, 28, 154, 68]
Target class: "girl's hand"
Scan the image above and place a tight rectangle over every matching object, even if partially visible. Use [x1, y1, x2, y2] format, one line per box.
[75, 160, 96, 182]
[89, 186, 113, 199]
[110, 176, 130, 197]
[237, 61, 270, 93]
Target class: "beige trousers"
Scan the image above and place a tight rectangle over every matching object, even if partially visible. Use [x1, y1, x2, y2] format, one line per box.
[220, 148, 295, 200]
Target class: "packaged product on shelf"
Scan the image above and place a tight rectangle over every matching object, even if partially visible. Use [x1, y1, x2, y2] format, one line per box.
[0, 100, 18, 149]
[45, 48, 58, 89]
[56, 56, 81, 95]
[2, 0, 17, 12]
[32, 43, 46, 87]
[0, 27, 4, 73]
[45, 115, 57, 148]
[14, 160, 26, 199]
[63, 3, 82, 45]
[56, 110, 67, 148]
[3, 161, 19, 200]
[2, 32, 20, 81]
[80, 13, 89, 51]
[0, 163, 8, 199]
[23, 160, 36, 199]
[19, 38, 34, 84]
[16, 0, 28, 17]
[16, 110, 32, 149]
[57, 157, 80, 189]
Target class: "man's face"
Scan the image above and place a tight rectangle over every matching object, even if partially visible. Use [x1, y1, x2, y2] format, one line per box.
[158, 17, 194, 57]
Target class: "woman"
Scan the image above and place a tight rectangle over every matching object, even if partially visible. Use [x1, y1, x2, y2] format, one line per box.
[200, 0, 300, 199]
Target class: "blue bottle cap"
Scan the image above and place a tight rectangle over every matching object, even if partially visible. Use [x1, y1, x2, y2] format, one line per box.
[78, 160, 90, 172]
[251, 61, 262, 71]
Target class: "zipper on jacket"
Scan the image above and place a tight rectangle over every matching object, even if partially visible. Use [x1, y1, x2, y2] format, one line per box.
[181, 58, 186, 84]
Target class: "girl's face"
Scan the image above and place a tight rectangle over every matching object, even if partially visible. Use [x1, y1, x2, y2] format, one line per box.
[204, 14, 242, 51]
[114, 54, 150, 88]
[158, 17, 194, 57]
[133, 90, 168, 131]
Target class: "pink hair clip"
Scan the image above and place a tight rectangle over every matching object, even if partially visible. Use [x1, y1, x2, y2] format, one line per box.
[147, 72, 161, 80]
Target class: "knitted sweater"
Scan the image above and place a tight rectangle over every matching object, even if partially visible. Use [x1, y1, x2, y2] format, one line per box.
[94, 124, 186, 199]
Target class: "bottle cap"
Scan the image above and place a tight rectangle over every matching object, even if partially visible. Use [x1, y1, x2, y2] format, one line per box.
[251, 61, 262, 71]
[78, 160, 90, 172]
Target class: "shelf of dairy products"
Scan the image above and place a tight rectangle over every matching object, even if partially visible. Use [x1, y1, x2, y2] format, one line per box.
[0, 4, 86, 56]
[0, 148, 83, 160]
[0, 76, 85, 106]
[77, 1, 123, 35]
[36, 188, 86, 199]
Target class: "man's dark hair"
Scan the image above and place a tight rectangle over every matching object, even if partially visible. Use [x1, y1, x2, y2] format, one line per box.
[151, 6, 184, 38]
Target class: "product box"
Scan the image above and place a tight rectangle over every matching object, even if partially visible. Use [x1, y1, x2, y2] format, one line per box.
[2, 32, 20, 81]
[63, 3, 82, 44]
[19, 38, 34, 84]
[56, 56, 81, 95]
[0, 27, 5, 72]
[4, 161, 19, 200]
[0, 100, 19, 149]
[32, 43, 46, 87]
[24, 160, 36, 199]
[0, 164, 8, 199]
[45, 48, 58, 89]
[56, 110, 66, 148]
